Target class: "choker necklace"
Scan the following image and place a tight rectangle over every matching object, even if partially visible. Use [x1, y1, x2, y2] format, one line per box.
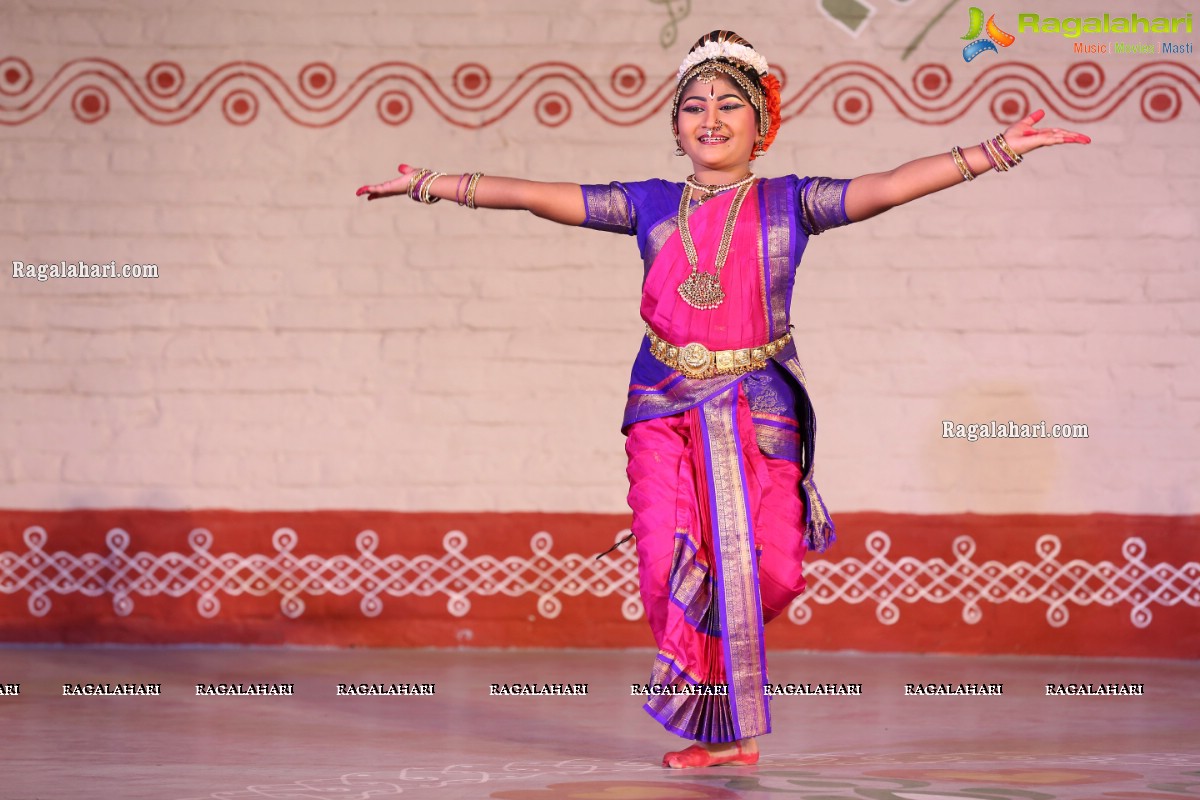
[685, 172, 755, 202]
[676, 180, 754, 310]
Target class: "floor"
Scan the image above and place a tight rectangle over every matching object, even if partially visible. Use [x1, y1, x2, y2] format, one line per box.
[1, 646, 1197, 800]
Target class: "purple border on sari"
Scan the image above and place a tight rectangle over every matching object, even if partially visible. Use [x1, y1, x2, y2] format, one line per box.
[757, 181, 774, 338]
[751, 417, 800, 433]
[629, 372, 686, 397]
[668, 531, 717, 635]
[761, 177, 805, 340]
[643, 651, 737, 742]
[734, 414, 772, 720]
[697, 397, 741, 740]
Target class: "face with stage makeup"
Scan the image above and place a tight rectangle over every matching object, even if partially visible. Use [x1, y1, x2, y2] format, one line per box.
[674, 74, 760, 176]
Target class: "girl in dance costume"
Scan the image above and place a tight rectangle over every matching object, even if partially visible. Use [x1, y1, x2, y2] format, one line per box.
[357, 30, 1089, 769]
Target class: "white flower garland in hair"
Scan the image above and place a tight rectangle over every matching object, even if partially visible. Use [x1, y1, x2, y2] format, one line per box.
[676, 41, 769, 80]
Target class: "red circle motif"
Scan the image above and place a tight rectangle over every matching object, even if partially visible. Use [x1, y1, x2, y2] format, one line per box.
[376, 90, 412, 125]
[0, 57, 33, 96]
[146, 62, 184, 98]
[833, 87, 872, 125]
[1141, 85, 1180, 122]
[912, 64, 952, 101]
[222, 90, 258, 125]
[71, 86, 109, 123]
[299, 62, 336, 99]
[989, 89, 1029, 124]
[1065, 62, 1105, 98]
[534, 91, 571, 127]
[452, 64, 491, 99]
[611, 64, 645, 97]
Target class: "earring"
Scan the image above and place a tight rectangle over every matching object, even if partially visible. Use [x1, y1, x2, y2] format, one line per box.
[753, 140, 766, 157]
[675, 139, 685, 156]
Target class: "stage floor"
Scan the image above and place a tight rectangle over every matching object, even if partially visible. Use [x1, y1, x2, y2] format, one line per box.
[2, 646, 1197, 800]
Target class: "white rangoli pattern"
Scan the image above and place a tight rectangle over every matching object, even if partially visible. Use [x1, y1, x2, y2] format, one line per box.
[1, 526, 1197, 628]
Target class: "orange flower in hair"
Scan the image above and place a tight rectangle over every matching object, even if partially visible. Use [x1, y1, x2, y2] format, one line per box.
[759, 73, 783, 155]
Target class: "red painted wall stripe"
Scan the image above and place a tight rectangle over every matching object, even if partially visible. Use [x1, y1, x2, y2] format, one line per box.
[2, 509, 1196, 658]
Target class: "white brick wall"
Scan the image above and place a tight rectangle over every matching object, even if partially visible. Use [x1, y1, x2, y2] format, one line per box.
[1, 0, 1197, 514]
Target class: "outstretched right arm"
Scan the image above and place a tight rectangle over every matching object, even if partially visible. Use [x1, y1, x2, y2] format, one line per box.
[356, 164, 586, 227]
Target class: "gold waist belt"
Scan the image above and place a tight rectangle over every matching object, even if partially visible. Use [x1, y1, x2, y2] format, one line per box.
[646, 325, 791, 380]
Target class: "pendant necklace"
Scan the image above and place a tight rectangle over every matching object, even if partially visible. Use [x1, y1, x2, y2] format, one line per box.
[676, 176, 754, 310]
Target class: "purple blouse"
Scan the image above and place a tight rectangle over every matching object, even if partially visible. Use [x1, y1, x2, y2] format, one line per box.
[577, 175, 852, 467]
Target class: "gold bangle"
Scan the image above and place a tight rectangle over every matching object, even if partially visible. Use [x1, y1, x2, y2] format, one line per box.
[950, 146, 974, 182]
[406, 168, 431, 200]
[419, 171, 445, 204]
[983, 138, 1009, 172]
[994, 133, 1023, 165]
[465, 172, 484, 209]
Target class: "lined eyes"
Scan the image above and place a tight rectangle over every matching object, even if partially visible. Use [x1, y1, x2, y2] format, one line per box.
[681, 103, 746, 114]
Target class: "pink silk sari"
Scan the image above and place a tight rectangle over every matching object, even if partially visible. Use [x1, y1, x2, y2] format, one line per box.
[627, 185, 808, 742]
[640, 187, 769, 351]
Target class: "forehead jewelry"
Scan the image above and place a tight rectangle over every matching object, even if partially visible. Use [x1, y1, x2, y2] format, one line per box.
[672, 62, 769, 144]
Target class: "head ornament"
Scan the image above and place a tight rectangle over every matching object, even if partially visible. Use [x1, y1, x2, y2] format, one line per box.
[670, 31, 782, 158]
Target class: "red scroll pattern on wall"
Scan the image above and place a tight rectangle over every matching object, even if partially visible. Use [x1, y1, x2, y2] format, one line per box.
[0, 57, 1196, 127]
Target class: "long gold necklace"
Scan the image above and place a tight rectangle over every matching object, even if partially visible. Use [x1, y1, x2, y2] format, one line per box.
[676, 179, 754, 310]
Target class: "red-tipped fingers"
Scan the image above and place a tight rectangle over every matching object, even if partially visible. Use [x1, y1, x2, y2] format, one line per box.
[356, 185, 371, 197]
[398, 163, 411, 173]
[1028, 109, 1046, 124]
[1073, 134, 1092, 144]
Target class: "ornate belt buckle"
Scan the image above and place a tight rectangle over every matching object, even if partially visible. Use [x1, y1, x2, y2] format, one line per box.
[679, 341, 713, 378]
[714, 349, 735, 372]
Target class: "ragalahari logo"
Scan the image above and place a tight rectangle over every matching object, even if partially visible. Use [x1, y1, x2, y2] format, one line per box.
[961, 7, 1016, 61]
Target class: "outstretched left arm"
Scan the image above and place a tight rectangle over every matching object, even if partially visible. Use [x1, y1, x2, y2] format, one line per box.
[843, 110, 1090, 223]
